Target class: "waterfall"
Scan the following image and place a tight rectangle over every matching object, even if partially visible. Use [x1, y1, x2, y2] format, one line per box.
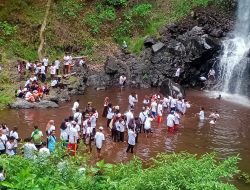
[218, 0, 250, 95]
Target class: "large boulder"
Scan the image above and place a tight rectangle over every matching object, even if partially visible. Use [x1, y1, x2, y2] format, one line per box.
[159, 79, 185, 98]
[10, 98, 59, 109]
[46, 89, 70, 103]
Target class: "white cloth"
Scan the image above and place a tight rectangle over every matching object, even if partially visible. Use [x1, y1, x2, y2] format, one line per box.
[9, 131, 19, 148]
[6, 141, 15, 156]
[43, 58, 49, 66]
[0, 134, 7, 150]
[60, 129, 68, 141]
[90, 115, 97, 128]
[174, 112, 180, 125]
[175, 68, 181, 77]
[157, 103, 163, 116]
[47, 125, 55, 135]
[144, 118, 153, 130]
[128, 95, 137, 107]
[128, 129, 136, 145]
[24, 143, 37, 159]
[74, 112, 82, 125]
[198, 110, 205, 121]
[54, 60, 60, 69]
[40, 65, 46, 74]
[72, 101, 79, 112]
[68, 127, 78, 143]
[139, 111, 148, 124]
[106, 107, 114, 119]
[94, 132, 105, 149]
[119, 76, 126, 85]
[39, 147, 50, 158]
[151, 101, 157, 112]
[125, 111, 134, 126]
[50, 65, 56, 75]
[167, 114, 175, 127]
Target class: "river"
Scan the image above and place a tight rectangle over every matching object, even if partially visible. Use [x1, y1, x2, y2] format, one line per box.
[0, 87, 249, 189]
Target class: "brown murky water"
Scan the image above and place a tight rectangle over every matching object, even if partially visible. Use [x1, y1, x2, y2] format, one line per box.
[0, 88, 249, 189]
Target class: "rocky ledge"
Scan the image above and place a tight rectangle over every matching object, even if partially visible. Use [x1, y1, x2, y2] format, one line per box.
[10, 98, 59, 109]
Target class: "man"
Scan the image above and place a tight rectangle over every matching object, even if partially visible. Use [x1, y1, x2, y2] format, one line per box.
[31, 126, 43, 149]
[94, 126, 105, 158]
[72, 99, 80, 115]
[50, 62, 57, 79]
[23, 137, 37, 159]
[42, 56, 49, 73]
[73, 108, 82, 126]
[79, 57, 86, 67]
[0, 129, 7, 154]
[68, 121, 78, 155]
[54, 58, 60, 75]
[125, 109, 134, 128]
[128, 92, 138, 109]
[119, 74, 127, 88]
[126, 126, 136, 154]
[40, 62, 46, 82]
[139, 107, 148, 133]
[6, 136, 16, 156]
[63, 54, 70, 74]
[197, 107, 205, 122]
[175, 67, 181, 82]
[150, 100, 157, 118]
[166, 111, 175, 133]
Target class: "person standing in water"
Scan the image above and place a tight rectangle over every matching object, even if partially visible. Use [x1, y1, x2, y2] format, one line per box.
[166, 111, 175, 133]
[94, 126, 105, 158]
[119, 74, 127, 88]
[126, 126, 136, 154]
[72, 99, 80, 115]
[197, 107, 205, 122]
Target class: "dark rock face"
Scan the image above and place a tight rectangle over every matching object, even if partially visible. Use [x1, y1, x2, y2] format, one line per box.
[10, 98, 59, 109]
[159, 79, 185, 98]
[100, 7, 233, 89]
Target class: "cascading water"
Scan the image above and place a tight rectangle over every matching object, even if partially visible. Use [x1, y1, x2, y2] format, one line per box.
[218, 0, 250, 95]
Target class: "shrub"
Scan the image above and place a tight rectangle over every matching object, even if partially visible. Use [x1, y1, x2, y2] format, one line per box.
[57, 0, 84, 18]
[105, 0, 128, 7]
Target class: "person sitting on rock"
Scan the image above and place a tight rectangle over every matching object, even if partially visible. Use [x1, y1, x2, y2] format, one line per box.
[42, 83, 50, 95]
[208, 68, 216, 81]
[25, 90, 35, 102]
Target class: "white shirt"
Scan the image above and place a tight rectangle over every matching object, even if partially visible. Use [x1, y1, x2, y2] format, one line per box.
[72, 101, 79, 111]
[60, 128, 68, 141]
[79, 59, 85, 66]
[128, 130, 136, 145]
[24, 143, 37, 159]
[128, 95, 138, 106]
[117, 120, 125, 132]
[209, 69, 215, 76]
[68, 127, 78, 143]
[0, 134, 7, 150]
[6, 141, 15, 156]
[40, 65, 46, 74]
[25, 79, 31, 87]
[47, 125, 55, 135]
[64, 56, 70, 65]
[199, 110, 205, 121]
[143, 99, 150, 105]
[151, 101, 157, 112]
[167, 114, 175, 127]
[119, 76, 126, 85]
[54, 60, 60, 69]
[95, 132, 105, 149]
[174, 112, 180, 125]
[125, 111, 134, 126]
[90, 115, 97, 128]
[43, 58, 49, 66]
[26, 62, 31, 70]
[74, 112, 82, 125]
[10, 131, 19, 148]
[170, 98, 177, 108]
[157, 103, 163, 116]
[50, 65, 56, 75]
[139, 111, 148, 124]
[106, 107, 114, 119]
[175, 68, 181, 77]
[39, 147, 50, 158]
[144, 118, 153, 130]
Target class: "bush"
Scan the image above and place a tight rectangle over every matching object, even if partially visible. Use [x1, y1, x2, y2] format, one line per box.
[0, 152, 240, 189]
[57, 0, 84, 18]
[105, 0, 128, 7]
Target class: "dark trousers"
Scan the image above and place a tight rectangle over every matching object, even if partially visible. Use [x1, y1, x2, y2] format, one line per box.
[107, 119, 112, 128]
[41, 74, 46, 82]
[0, 149, 5, 154]
[120, 132, 124, 142]
[135, 132, 139, 143]
[126, 144, 134, 153]
[111, 128, 117, 142]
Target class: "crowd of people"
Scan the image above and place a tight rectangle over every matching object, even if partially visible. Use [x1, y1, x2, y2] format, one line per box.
[16, 55, 86, 102]
[0, 84, 221, 160]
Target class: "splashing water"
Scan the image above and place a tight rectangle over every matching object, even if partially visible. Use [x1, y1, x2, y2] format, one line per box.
[218, 0, 250, 95]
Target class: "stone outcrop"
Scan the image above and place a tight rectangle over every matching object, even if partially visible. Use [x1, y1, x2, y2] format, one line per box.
[10, 98, 59, 109]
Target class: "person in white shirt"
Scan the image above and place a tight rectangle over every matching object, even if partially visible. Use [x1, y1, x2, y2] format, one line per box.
[0, 130, 7, 154]
[9, 127, 19, 154]
[117, 117, 126, 142]
[90, 112, 97, 136]
[142, 95, 150, 106]
[71, 121, 80, 144]
[5, 136, 15, 156]
[162, 96, 169, 112]
[128, 92, 138, 109]
[26, 61, 31, 70]
[54, 58, 60, 75]
[197, 107, 205, 122]
[68, 122, 78, 155]
[46, 120, 56, 136]
[72, 100, 80, 115]
[119, 74, 127, 88]
[79, 57, 86, 67]
[60, 119, 69, 143]
[139, 107, 148, 133]
[144, 115, 154, 138]
[209, 110, 220, 124]
[174, 111, 181, 131]
[157, 100, 163, 123]
[39, 141, 50, 159]
[151, 100, 157, 118]
[208, 68, 216, 80]
[1, 124, 9, 136]
[39, 62, 46, 82]
[175, 67, 181, 82]
[125, 109, 134, 128]
[63, 54, 70, 74]
[42, 56, 49, 73]
[126, 127, 136, 153]
[94, 126, 105, 158]
[169, 96, 177, 111]
[23, 137, 37, 159]
[106, 103, 114, 128]
[50, 62, 57, 79]
[73, 109, 82, 126]
[25, 90, 35, 102]
[166, 111, 175, 133]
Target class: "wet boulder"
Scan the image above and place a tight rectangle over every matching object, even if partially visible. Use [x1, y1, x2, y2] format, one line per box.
[10, 98, 59, 109]
[159, 79, 185, 97]
[46, 89, 70, 103]
[152, 42, 165, 53]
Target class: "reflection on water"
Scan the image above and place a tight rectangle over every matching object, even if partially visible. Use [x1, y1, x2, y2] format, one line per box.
[0, 88, 249, 189]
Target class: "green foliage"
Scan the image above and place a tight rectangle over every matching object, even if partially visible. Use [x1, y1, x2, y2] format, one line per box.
[57, 0, 84, 18]
[0, 152, 240, 189]
[0, 21, 17, 36]
[129, 37, 145, 55]
[85, 5, 116, 35]
[105, 0, 128, 7]
[131, 3, 152, 17]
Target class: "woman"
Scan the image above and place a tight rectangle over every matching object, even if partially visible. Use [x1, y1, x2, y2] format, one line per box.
[102, 97, 109, 117]
[48, 130, 56, 153]
[46, 120, 56, 136]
